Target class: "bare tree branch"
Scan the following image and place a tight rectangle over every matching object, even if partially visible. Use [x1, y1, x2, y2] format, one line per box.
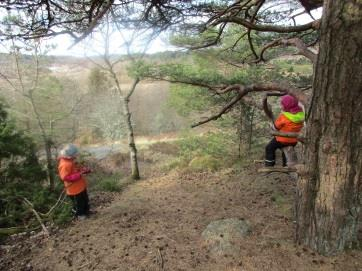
[247, 0, 265, 59]
[191, 83, 308, 128]
[247, 30, 258, 59]
[143, 75, 222, 91]
[258, 37, 317, 63]
[211, 18, 320, 33]
[0, 71, 19, 92]
[68, 0, 114, 49]
[126, 77, 140, 101]
[191, 92, 244, 128]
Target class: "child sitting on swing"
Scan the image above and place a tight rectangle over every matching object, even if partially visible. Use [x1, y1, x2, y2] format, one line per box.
[265, 95, 305, 167]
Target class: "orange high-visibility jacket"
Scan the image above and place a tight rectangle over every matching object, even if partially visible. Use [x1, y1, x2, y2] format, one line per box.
[274, 111, 305, 144]
[58, 158, 87, 196]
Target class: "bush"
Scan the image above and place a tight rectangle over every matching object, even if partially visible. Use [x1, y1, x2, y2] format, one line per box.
[178, 131, 234, 160]
[93, 173, 124, 192]
[162, 131, 238, 172]
[0, 102, 73, 233]
[52, 201, 73, 225]
[188, 155, 220, 172]
[162, 157, 188, 171]
[0, 181, 74, 231]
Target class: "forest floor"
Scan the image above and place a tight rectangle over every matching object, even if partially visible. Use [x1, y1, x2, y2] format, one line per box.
[1, 142, 362, 271]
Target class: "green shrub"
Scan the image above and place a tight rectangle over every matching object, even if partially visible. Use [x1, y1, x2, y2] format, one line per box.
[162, 131, 237, 172]
[93, 174, 124, 192]
[50, 198, 73, 225]
[96, 179, 122, 192]
[188, 155, 220, 172]
[162, 157, 188, 171]
[0, 101, 73, 232]
[52, 204, 73, 225]
[0, 181, 73, 231]
[178, 131, 233, 160]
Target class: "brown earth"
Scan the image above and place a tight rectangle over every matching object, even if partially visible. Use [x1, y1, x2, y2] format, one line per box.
[1, 152, 362, 271]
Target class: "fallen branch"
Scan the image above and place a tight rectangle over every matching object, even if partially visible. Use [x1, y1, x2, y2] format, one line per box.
[23, 198, 50, 236]
[158, 248, 164, 270]
[253, 160, 264, 163]
[270, 131, 305, 143]
[0, 226, 39, 235]
[40, 190, 66, 217]
[258, 167, 297, 173]
[78, 262, 92, 269]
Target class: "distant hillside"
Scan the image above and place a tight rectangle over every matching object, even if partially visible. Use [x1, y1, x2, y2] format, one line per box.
[0, 52, 189, 137]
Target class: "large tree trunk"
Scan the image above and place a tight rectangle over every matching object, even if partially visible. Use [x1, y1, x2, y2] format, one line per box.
[296, 0, 362, 255]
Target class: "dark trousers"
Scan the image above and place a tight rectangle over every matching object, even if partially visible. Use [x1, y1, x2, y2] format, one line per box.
[69, 189, 89, 217]
[265, 138, 296, 167]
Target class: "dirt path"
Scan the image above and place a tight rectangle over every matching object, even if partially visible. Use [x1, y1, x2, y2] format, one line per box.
[2, 167, 362, 271]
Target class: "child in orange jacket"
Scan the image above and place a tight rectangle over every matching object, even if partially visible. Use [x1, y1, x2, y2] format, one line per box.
[265, 95, 305, 167]
[58, 144, 91, 220]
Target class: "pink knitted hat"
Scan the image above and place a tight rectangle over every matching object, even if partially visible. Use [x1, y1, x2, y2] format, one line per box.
[281, 95, 303, 113]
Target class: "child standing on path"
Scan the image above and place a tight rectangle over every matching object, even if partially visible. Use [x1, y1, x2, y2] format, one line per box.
[265, 95, 305, 167]
[58, 144, 92, 220]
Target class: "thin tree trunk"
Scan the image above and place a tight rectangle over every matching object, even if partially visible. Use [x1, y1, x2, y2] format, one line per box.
[105, 50, 141, 180]
[238, 103, 243, 158]
[12, 43, 55, 190]
[247, 108, 255, 154]
[44, 140, 55, 190]
[296, 0, 362, 255]
[110, 71, 141, 180]
[121, 97, 140, 180]
[29, 95, 55, 190]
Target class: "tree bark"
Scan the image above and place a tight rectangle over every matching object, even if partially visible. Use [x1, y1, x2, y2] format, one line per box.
[121, 97, 140, 180]
[296, 0, 362, 255]
[247, 108, 255, 154]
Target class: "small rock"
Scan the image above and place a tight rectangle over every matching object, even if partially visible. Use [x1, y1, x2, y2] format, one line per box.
[201, 218, 251, 258]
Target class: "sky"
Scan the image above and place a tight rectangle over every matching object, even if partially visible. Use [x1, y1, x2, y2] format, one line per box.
[40, 7, 323, 57]
[46, 31, 178, 57]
